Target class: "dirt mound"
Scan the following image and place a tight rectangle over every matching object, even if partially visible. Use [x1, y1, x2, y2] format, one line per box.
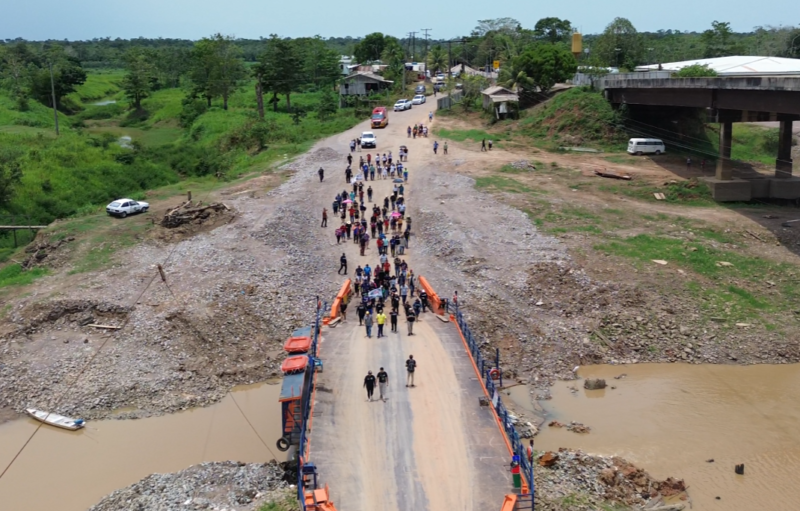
[19, 299, 131, 334]
[154, 201, 236, 242]
[21, 235, 75, 269]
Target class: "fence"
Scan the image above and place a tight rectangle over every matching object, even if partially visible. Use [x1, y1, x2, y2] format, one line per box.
[437, 90, 464, 110]
[451, 302, 535, 504]
[296, 297, 326, 505]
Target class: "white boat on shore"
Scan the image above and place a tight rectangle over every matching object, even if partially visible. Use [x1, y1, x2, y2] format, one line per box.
[25, 408, 85, 430]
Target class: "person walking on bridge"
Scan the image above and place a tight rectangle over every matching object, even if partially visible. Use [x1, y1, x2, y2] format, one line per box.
[318, 167, 325, 182]
[405, 355, 417, 387]
[364, 370, 376, 401]
[377, 368, 389, 401]
[364, 311, 374, 338]
[376, 310, 386, 338]
[321, 208, 328, 227]
[338, 253, 347, 275]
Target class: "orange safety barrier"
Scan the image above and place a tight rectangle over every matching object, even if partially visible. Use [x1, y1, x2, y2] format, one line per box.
[324, 279, 352, 325]
[500, 494, 517, 511]
[417, 276, 441, 313]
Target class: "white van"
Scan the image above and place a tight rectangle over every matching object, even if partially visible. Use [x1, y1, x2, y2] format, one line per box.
[627, 138, 666, 155]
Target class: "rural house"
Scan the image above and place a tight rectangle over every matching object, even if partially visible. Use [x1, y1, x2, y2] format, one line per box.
[481, 86, 519, 119]
[339, 72, 393, 96]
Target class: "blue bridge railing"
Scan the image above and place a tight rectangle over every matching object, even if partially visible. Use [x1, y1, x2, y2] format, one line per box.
[297, 297, 325, 505]
[452, 303, 535, 504]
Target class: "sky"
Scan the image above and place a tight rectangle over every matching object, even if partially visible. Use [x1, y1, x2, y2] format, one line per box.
[1, 0, 795, 41]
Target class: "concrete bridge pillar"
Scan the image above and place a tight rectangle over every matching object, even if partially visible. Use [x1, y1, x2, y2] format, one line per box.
[715, 122, 733, 180]
[776, 120, 794, 178]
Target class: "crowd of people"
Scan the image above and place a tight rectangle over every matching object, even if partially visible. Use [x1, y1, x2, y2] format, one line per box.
[324, 117, 439, 403]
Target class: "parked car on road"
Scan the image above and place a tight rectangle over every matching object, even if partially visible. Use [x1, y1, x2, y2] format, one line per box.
[414, 84, 426, 94]
[412, 95, 426, 105]
[106, 199, 149, 218]
[361, 131, 377, 148]
[393, 99, 412, 111]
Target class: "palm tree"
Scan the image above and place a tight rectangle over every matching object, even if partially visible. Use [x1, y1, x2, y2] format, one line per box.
[427, 45, 448, 74]
[498, 62, 534, 93]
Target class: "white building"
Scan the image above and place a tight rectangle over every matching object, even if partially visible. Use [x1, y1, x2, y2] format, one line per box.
[636, 56, 800, 76]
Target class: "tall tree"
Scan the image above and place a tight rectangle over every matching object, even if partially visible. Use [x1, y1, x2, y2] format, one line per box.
[297, 36, 341, 89]
[516, 44, 577, 93]
[701, 21, 739, 57]
[0, 43, 37, 110]
[189, 37, 218, 107]
[255, 35, 303, 112]
[354, 33, 387, 63]
[593, 17, 644, 70]
[29, 45, 86, 110]
[210, 34, 247, 110]
[533, 17, 573, 44]
[381, 40, 406, 87]
[121, 48, 157, 110]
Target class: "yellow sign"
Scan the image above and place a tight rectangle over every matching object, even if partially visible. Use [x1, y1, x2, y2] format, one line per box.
[493, 60, 500, 70]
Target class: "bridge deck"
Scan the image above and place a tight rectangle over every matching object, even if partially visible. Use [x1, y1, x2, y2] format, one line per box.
[311, 313, 511, 511]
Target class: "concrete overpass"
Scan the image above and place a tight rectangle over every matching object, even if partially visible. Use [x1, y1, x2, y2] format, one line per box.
[601, 76, 800, 201]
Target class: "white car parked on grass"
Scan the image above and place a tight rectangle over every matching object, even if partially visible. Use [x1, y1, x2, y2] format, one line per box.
[412, 94, 426, 105]
[106, 198, 149, 218]
[394, 99, 412, 111]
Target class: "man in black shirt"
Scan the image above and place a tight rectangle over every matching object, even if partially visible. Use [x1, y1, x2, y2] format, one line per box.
[356, 302, 366, 325]
[405, 355, 416, 387]
[338, 253, 347, 275]
[377, 367, 389, 401]
[389, 309, 398, 332]
[364, 370, 376, 401]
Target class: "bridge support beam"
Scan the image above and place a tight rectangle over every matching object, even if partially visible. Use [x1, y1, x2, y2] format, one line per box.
[776, 120, 794, 178]
[715, 122, 733, 181]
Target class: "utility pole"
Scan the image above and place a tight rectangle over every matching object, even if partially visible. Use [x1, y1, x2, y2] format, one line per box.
[448, 41, 452, 75]
[409, 32, 417, 61]
[421, 28, 432, 60]
[48, 61, 59, 136]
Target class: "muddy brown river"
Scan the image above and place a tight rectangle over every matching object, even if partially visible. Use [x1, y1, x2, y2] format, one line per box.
[0, 382, 282, 511]
[529, 363, 800, 510]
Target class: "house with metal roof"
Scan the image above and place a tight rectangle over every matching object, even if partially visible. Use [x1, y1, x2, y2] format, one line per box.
[636, 56, 800, 76]
[339, 72, 393, 96]
[481, 86, 519, 119]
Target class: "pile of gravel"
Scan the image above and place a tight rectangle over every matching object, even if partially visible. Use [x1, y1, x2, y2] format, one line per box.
[88, 461, 289, 511]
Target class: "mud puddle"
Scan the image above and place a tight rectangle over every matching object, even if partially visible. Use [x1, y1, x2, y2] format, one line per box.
[534, 363, 800, 510]
[0, 382, 282, 511]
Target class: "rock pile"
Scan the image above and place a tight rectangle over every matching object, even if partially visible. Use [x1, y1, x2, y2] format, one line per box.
[88, 461, 289, 511]
[535, 449, 687, 509]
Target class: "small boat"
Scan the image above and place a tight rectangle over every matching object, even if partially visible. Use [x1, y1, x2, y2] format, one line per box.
[25, 408, 85, 430]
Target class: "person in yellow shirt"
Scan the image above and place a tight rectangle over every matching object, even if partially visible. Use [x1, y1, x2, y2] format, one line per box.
[376, 311, 387, 338]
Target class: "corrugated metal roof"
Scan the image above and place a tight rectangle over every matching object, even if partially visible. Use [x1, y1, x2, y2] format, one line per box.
[636, 56, 800, 76]
[489, 94, 519, 103]
[343, 71, 393, 83]
[482, 86, 516, 96]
